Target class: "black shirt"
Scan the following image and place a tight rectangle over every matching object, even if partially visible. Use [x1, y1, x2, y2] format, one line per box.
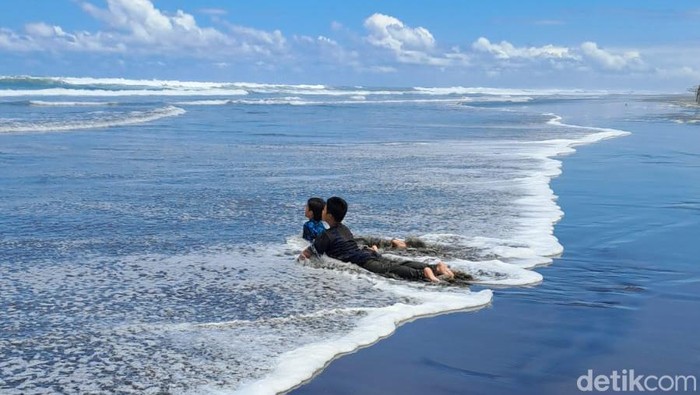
[311, 223, 376, 265]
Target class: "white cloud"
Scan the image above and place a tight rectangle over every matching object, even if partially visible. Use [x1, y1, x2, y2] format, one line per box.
[228, 25, 286, 55]
[80, 0, 228, 49]
[24, 22, 65, 38]
[362, 13, 468, 67]
[364, 13, 435, 52]
[15, 22, 117, 53]
[580, 41, 643, 71]
[0, 3, 688, 87]
[471, 37, 650, 76]
[472, 37, 576, 60]
[0, 0, 289, 59]
[0, 28, 31, 51]
[317, 35, 337, 45]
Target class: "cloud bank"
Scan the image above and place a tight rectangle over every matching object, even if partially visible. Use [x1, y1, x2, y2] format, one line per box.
[0, 0, 697, 88]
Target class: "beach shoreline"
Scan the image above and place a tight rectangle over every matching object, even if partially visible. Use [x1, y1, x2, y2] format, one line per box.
[290, 102, 700, 395]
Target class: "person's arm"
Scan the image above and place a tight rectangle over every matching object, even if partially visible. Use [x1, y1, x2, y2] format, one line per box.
[297, 247, 312, 261]
[298, 231, 330, 261]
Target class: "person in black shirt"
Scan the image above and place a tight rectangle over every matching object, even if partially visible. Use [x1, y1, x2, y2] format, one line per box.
[298, 196, 454, 282]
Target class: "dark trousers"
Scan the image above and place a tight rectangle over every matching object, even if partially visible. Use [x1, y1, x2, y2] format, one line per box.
[361, 257, 438, 281]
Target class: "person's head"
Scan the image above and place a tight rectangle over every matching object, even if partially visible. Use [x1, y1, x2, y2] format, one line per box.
[323, 196, 347, 224]
[305, 197, 325, 221]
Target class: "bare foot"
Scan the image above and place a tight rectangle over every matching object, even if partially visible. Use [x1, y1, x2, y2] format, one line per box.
[423, 267, 440, 283]
[391, 239, 407, 249]
[436, 262, 454, 280]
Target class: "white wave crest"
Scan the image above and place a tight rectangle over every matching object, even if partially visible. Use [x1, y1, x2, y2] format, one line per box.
[0, 106, 186, 133]
[460, 96, 533, 103]
[29, 100, 119, 107]
[0, 88, 249, 97]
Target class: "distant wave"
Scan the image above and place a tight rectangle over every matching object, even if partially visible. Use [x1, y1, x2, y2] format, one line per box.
[0, 105, 185, 133]
[174, 98, 469, 107]
[0, 75, 604, 99]
[413, 86, 611, 96]
[0, 76, 621, 100]
[174, 98, 310, 106]
[0, 88, 249, 97]
[29, 100, 120, 107]
[460, 96, 533, 104]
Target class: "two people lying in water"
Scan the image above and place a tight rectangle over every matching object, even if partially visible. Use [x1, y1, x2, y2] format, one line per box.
[298, 196, 456, 283]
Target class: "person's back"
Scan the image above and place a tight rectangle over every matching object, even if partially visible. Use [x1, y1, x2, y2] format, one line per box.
[311, 222, 375, 264]
[302, 197, 326, 242]
[303, 219, 326, 242]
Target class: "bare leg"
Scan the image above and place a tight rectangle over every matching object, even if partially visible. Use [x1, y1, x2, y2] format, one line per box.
[423, 267, 440, 283]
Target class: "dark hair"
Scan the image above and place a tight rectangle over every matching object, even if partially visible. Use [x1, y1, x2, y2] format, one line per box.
[307, 197, 325, 221]
[325, 196, 347, 223]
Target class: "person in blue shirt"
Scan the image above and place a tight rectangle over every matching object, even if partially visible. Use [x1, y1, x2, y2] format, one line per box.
[302, 197, 327, 242]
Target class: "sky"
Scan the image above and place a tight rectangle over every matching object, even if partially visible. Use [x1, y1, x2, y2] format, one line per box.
[1, 0, 699, 90]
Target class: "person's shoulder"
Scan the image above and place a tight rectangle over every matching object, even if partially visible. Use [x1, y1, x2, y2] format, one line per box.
[336, 223, 354, 237]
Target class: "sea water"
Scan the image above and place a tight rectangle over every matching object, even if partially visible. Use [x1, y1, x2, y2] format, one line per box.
[2, 77, 688, 394]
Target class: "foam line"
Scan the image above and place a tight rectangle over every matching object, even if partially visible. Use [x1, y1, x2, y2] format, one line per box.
[449, 259, 544, 286]
[546, 114, 632, 141]
[227, 289, 493, 395]
[0, 106, 186, 133]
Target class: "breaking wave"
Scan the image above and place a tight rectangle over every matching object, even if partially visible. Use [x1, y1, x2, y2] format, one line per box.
[0, 105, 186, 133]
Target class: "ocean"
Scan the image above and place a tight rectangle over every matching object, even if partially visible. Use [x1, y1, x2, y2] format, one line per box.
[0, 76, 695, 394]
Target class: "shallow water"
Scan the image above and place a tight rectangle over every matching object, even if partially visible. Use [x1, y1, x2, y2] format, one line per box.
[290, 98, 700, 395]
[1, 77, 682, 394]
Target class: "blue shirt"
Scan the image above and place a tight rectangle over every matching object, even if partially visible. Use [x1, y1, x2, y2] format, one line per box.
[303, 220, 326, 242]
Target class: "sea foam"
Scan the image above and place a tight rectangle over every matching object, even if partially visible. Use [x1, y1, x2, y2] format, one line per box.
[0, 105, 185, 133]
[0, 81, 636, 395]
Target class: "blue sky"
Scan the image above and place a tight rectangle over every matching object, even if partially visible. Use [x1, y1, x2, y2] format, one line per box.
[1, 0, 699, 90]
